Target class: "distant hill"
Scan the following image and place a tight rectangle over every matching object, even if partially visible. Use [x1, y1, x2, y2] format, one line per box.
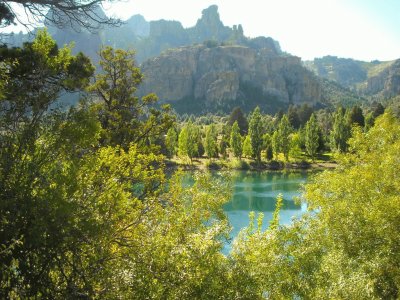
[305, 56, 400, 101]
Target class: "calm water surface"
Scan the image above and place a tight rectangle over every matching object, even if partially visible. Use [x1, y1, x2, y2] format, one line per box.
[224, 171, 308, 252]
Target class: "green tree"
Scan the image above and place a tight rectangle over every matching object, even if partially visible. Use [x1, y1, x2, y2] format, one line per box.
[262, 133, 273, 161]
[89, 46, 173, 149]
[287, 105, 300, 129]
[277, 115, 292, 161]
[230, 121, 243, 159]
[165, 127, 178, 158]
[289, 132, 302, 160]
[242, 134, 252, 158]
[231, 112, 400, 299]
[228, 106, 248, 135]
[305, 113, 320, 161]
[204, 124, 218, 159]
[364, 112, 375, 131]
[348, 105, 365, 127]
[249, 106, 263, 162]
[330, 107, 351, 152]
[178, 122, 197, 163]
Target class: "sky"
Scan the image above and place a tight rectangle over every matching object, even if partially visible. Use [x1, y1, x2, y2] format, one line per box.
[6, 0, 400, 61]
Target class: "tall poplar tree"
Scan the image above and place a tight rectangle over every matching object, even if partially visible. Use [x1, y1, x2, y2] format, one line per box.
[330, 107, 351, 152]
[204, 124, 218, 159]
[230, 121, 242, 159]
[305, 113, 320, 161]
[277, 115, 292, 161]
[249, 106, 263, 161]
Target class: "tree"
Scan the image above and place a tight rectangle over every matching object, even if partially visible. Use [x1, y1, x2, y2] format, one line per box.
[228, 106, 248, 135]
[178, 122, 197, 163]
[0, 0, 120, 30]
[165, 127, 178, 158]
[262, 133, 273, 161]
[248, 106, 263, 162]
[297, 103, 313, 126]
[305, 113, 320, 161]
[230, 121, 242, 159]
[348, 105, 364, 127]
[242, 134, 252, 158]
[231, 112, 400, 299]
[204, 124, 218, 159]
[372, 102, 385, 118]
[287, 105, 300, 129]
[277, 115, 292, 161]
[330, 107, 351, 152]
[289, 132, 302, 160]
[0, 31, 237, 298]
[89, 46, 173, 149]
[364, 112, 374, 131]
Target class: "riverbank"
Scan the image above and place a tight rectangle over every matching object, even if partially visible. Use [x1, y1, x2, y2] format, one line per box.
[165, 156, 337, 172]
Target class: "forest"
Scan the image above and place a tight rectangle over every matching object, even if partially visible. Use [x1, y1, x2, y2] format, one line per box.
[1, 1, 400, 299]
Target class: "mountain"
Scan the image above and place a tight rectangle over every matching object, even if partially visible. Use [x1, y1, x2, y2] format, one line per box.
[139, 44, 321, 114]
[305, 56, 400, 100]
[4, 5, 399, 113]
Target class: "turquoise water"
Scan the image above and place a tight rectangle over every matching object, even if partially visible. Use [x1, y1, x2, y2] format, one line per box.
[224, 171, 308, 252]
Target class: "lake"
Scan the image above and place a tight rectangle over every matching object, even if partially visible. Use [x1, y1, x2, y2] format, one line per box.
[224, 171, 308, 252]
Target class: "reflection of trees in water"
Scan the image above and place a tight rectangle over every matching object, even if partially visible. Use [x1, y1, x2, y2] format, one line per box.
[225, 171, 306, 212]
[224, 194, 300, 212]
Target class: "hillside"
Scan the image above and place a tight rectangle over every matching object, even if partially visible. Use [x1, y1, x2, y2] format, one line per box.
[305, 56, 400, 100]
[139, 44, 321, 114]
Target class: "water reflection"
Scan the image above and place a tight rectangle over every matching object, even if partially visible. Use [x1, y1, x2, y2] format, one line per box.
[224, 171, 308, 252]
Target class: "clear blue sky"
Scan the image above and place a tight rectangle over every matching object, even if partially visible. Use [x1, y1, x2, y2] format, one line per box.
[6, 0, 400, 61]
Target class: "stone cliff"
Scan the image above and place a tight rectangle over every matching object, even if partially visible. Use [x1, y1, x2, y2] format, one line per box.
[139, 45, 321, 113]
[306, 56, 400, 100]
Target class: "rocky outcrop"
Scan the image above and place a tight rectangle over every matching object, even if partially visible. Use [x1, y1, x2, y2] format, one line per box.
[306, 56, 400, 100]
[139, 45, 321, 111]
[366, 59, 400, 98]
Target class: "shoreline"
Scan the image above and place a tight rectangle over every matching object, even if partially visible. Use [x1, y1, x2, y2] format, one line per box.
[165, 158, 337, 172]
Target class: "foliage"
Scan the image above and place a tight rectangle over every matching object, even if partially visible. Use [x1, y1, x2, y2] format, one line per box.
[348, 105, 365, 127]
[88, 46, 174, 150]
[330, 107, 351, 152]
[230, 121, 242, 159]
[276, 115, 292, 161]
[289, 132, 302, 160]
[165, 127, 178, 158]
[0, 0, 120, 30]
[231, 112, 400, 298]
[178, 122, 198, 162]
[305, 113, 320, 161]
[204, 124, 218, 159]
[242, 134, 252, 158]
[248, 106, 263, 161]
[228, 106, 248, 135]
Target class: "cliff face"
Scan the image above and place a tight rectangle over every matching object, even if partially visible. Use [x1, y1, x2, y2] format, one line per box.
[366, 60, 400, 98]
[306, 56, 400, 100]
[139, 45, 321, 112]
